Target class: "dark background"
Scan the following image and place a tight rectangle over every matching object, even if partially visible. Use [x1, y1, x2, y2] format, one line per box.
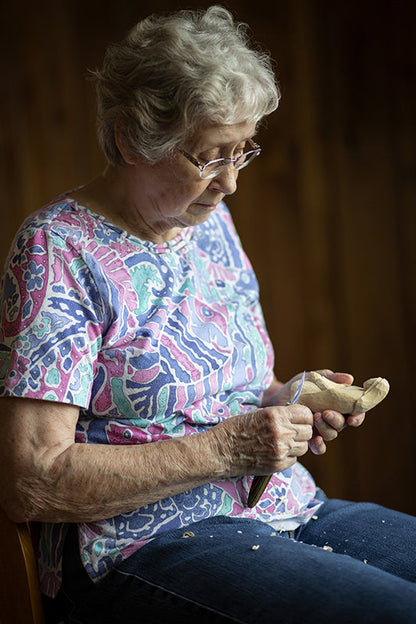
[1, 0, 415, 514]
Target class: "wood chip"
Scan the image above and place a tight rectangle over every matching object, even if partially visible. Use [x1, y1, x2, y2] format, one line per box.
[181, 531, 195, 538]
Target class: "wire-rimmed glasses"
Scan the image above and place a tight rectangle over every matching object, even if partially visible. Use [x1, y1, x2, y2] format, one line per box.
[176, 138, 261, 179]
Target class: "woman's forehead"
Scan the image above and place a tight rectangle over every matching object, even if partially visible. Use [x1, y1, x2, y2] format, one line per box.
[187, 120, 257, 152]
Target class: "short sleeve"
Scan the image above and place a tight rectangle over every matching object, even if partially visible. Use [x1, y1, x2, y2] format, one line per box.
[0, 224, 104, 407]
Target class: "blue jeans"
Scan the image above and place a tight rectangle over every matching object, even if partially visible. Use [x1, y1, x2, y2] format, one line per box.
[47, 499, 416, 623]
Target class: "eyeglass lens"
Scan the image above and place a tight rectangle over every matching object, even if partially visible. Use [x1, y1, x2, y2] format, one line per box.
[201, 150, 258, 179]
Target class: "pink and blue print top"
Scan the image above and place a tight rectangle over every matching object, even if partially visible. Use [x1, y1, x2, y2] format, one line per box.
[0, 197, 322, 597]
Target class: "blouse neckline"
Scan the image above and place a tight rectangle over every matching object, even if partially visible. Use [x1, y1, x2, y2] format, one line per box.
[63, 194, 195, 254]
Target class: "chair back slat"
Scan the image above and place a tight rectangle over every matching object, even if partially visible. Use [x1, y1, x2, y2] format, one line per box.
[0, 506, 45, 624]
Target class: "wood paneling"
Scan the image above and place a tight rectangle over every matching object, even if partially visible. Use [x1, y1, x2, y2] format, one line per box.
[1, 0, 415, 514]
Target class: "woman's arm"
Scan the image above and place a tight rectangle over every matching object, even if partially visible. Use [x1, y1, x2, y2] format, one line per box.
[0, 397, 228, 523]
[0, 396, 313, 524]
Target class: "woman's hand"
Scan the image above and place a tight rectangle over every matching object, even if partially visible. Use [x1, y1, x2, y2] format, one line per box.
[305, 370, 365, 455]
[309, 405, 365, 455]
[263, 370, 365, 456]
[211, 404, 314, 476]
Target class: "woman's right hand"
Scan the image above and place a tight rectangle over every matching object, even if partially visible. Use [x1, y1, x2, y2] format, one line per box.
[210, 405, 314, 477]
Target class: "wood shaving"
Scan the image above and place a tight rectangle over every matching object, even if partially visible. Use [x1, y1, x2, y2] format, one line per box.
[181, 531, 195, 538]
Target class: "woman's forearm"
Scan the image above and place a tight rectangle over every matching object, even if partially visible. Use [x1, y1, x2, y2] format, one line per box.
[2, 394, 312, 524]
[0, 396, 233, 523]
[13, 432, 228, 523]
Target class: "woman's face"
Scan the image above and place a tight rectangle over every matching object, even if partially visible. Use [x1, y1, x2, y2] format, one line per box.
[131, 119, 257, 241]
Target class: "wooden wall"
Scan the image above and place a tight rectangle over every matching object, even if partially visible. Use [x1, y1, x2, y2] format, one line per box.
[1, 0, 415, 514]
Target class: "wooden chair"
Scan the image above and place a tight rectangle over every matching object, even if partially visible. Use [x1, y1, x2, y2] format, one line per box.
[0, 505, 46, 624]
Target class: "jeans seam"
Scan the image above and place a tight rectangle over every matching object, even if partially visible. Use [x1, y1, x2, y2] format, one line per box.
[113, 567, 245, 623]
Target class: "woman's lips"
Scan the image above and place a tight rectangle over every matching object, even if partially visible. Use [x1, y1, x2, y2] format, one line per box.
[195, 203, 217, 211]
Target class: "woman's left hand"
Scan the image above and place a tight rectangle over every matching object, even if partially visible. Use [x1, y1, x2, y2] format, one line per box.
[306, 370, 365, 455]
[263, 370, 365, 455]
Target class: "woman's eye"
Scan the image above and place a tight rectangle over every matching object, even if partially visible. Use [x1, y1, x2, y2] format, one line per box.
[233, 142, 247, 158]
[199, 150, 220, 162]
[199, 142, 246, 162]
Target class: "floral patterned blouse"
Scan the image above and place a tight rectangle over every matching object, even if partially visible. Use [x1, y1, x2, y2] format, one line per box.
[0, 196, 322, 597]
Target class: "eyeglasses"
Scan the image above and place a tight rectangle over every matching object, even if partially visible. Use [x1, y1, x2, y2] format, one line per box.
[176, 138, 261, 179]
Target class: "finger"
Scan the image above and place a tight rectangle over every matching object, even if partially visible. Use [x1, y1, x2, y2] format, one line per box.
[314, 369, 334, 377]
[346, 413, 365, 427]
[327, 371, 354, 385]
[313, 412, 339, 442]
[321, 410, 347, 431]
[286, 404, 313, 425]
[315, 369, 354, 385]
[289, 440, 310, 458]
[308, 435, 326, 455]
[292, 423, 314, 442]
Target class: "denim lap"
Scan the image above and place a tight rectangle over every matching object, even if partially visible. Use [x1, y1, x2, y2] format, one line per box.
[53, 502, 416, 624]
[296, 498, 416, 582]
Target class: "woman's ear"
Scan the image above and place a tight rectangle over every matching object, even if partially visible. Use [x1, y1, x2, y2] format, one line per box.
[114, 122, 138, 165]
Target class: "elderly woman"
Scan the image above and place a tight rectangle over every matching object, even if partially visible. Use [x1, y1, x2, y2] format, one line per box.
[0, 6, 415, 624]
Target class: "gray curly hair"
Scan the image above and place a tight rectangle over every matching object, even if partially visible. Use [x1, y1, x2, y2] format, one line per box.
[93, 5, 280, 166]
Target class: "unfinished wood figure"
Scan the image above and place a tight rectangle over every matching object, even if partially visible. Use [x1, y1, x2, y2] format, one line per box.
[290, 372, 390, 415]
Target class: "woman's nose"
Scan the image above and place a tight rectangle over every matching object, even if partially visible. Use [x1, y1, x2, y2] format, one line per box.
[209, 165, 238, 195]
